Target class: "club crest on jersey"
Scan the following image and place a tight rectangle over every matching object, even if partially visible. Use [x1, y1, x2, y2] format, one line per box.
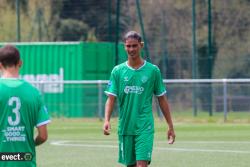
[124, 77, 129, 82]
[141, 76, 148, 83]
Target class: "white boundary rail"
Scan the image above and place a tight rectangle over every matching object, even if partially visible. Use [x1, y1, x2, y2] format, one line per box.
[30, 79, 250, 121]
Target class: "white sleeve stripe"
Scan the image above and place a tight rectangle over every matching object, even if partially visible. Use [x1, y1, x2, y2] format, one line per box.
[36, 120, 51, 127]
[155, 90, 167, 97]
[104, 91, 117, 97]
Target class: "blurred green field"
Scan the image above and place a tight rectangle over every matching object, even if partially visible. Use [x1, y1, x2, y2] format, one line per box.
[37, 114, 250, 167]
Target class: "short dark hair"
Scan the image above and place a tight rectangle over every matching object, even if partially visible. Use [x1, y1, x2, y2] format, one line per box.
[123, 31, 142, 42]
[0, 45, 20, 67]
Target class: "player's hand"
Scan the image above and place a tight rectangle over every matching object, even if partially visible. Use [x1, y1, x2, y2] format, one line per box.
[167, 128, 175, 144]
[103, 121, 111, 135]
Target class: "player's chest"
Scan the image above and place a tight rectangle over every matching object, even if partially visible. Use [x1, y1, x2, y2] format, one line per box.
[119, 70, 153, 87]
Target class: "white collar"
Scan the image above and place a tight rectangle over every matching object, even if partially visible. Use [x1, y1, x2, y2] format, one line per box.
[126, 60, 146, 70]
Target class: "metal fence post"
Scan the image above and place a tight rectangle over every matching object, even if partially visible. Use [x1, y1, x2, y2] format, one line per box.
[16, 0, 21, 42]
[223, 79, 228, 122]
[98, 80, 103, 120]
[192, 0, 198, 116]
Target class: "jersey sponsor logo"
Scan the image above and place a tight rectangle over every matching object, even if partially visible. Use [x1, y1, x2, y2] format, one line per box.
[124, 86, 144, 94]
[3, 125, 26, 142]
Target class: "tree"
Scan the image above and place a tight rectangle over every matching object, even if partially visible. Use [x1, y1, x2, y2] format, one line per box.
[51, 0, 129, 42]
[55, 19, 89, 41]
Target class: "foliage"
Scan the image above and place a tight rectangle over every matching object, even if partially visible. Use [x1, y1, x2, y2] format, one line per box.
[0, 0, 53, 42]
[0, 0, 250, 78]
[0, 4, 16, 42]
[52, 0, 129, 42]
[55, 19, 89, 41]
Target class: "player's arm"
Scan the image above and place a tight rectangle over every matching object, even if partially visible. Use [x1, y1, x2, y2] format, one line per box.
[103, 95, 116, 135]
[35, 124, 48, 146]
[157, 95, 175, 144]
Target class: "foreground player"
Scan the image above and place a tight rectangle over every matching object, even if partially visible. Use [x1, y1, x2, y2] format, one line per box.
[103, 31, 175, 167]
[0, 45, 50, 167]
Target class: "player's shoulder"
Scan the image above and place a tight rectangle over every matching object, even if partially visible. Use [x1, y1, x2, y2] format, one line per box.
[0, 78, 41, 95]
[111, 62, 127, 72]
[21, 79, 42, 95]
[0, 78, 33, 87]
[145, 61, 161, 71]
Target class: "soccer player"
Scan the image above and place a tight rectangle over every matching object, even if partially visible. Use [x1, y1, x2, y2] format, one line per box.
[103, 31, 175, 167]
[0, 45, 50, 167]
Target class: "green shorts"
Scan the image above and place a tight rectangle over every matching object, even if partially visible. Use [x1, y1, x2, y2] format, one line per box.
[118, 133, 154, 166]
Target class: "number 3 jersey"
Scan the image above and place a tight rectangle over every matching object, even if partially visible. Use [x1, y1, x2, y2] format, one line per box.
[105, 61, 166, 135]
[0, 78, 50, 167]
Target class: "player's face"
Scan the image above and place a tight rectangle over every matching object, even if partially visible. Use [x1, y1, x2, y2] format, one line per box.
[124, 38, 142, 59]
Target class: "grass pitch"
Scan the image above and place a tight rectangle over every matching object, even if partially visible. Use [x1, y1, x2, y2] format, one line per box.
[37, 114, 250, 167]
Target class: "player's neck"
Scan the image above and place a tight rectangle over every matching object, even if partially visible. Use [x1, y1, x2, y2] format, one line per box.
[1, 68, 19, 78]
[127, 57, 145, 69]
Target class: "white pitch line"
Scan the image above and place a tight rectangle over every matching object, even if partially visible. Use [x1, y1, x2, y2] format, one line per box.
[51, 141, 117, 148]
[50, 140, 250, 144]
[50, 140, 250, 154]
[155, 147, 250, 154]
[156, 141, 250, 144]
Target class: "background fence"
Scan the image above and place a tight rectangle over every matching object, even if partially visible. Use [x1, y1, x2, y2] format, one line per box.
[31, 79, 250, 121]
[1, 1, 250, 120]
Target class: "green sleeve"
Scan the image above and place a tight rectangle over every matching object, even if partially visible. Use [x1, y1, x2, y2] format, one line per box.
[105, 67, 118, 96]
[36, 94, 50, 127]
[154, 67, 166, 96]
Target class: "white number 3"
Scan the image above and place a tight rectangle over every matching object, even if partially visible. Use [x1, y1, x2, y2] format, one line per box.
[8, 97, 21, 126]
